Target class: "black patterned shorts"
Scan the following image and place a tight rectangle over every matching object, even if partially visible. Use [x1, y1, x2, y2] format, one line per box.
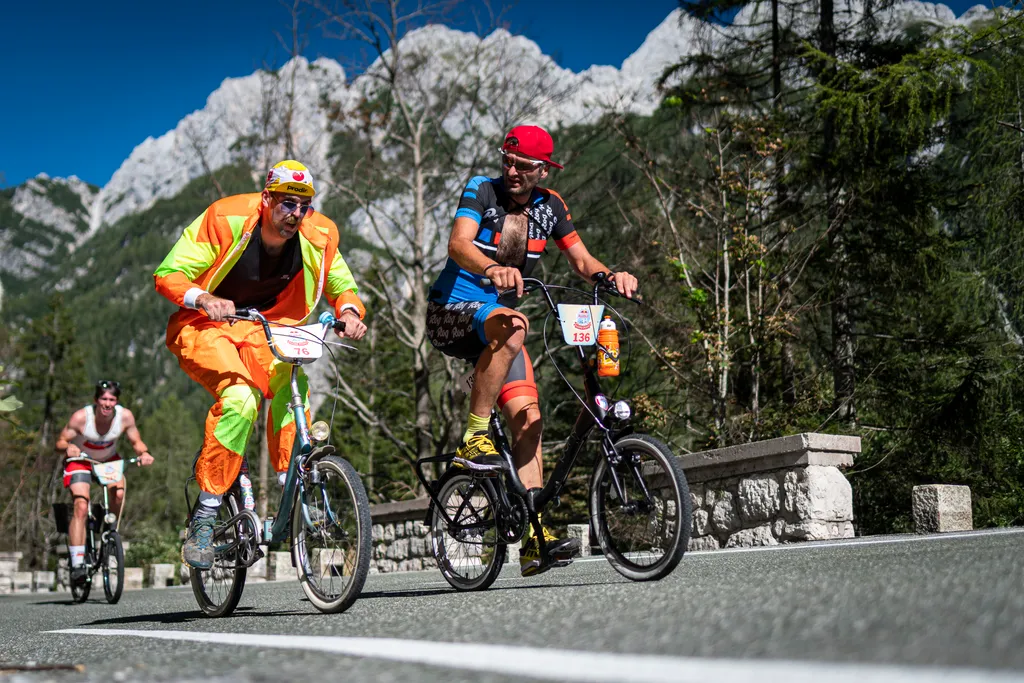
[425, 300, 501, 360]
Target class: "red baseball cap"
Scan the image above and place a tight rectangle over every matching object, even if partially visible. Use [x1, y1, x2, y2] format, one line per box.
[501, 125, 563, 169]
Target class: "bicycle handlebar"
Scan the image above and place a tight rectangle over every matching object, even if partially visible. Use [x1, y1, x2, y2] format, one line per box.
[64, 456, 142, 466]
[478, 274, 643, 306]
[226, 308, 350, 364]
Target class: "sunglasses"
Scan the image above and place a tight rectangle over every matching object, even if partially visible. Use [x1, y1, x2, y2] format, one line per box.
[276, 198, 314, 216]
[500, 150, 546, 173]
[97, 380, 121, 391]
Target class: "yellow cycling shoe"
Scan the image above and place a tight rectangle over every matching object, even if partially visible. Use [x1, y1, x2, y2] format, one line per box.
[519, 526, 580, 577]
[453, 432, 506, 472]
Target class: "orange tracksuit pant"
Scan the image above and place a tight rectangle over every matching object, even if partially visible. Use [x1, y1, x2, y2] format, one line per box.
[168, 318, 310, 496]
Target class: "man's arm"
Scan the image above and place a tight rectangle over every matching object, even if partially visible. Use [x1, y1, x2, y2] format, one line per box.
[562, 241, 638, 299]
[323, 224, 367, 341]
[120, 410, 153, 466]
[154, 207, 233, 319]
[54, 411, 86, 460]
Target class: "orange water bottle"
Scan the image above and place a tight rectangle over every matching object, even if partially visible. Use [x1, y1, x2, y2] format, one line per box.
[597, 315, 620, 377]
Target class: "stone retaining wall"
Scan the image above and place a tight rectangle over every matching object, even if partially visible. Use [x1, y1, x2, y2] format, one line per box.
[681, 433, 858, 549]
[368, 498, 435, 573]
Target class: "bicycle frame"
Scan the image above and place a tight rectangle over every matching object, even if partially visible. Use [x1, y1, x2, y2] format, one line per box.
[419, 276, 649, 537]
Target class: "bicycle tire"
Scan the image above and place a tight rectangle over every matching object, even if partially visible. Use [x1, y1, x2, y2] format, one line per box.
[189, 494, 248, 617]
[101, 530, 125, 604]
[590, 434, 691, 581]
[430, 470, 507, 591]
[291, 454, 372, 613]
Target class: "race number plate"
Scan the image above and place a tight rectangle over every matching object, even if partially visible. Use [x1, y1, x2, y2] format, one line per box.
[93, 460, 126, 486]
[273, 323, 329, 362]
[556, 304, 605, 347]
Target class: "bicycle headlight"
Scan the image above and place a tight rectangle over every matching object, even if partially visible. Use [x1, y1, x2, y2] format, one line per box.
[104, 512, 117, 525]
[310, 420, 331, 444]
[612, 400, 632, 421]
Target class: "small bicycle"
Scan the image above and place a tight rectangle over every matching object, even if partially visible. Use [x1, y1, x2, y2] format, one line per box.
[184, 309, 372, 617]
[417, 274, 692, 590]
[55, 456, 140, 604]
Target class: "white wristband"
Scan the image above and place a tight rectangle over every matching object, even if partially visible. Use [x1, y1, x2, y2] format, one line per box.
[183, 288, 209, 309]
[339, 304, 360, 317]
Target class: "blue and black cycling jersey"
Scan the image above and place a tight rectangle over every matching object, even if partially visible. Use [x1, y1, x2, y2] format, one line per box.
[428, 176, 581, 307]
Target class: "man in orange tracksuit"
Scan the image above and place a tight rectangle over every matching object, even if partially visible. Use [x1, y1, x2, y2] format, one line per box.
[154, 160, 366, 569]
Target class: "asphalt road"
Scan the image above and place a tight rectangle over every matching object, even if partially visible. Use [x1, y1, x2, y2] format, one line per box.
[2, 529, 1023, 682]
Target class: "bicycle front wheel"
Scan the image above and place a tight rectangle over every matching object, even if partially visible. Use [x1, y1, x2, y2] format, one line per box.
[190, 494, 248, 617]
[101, 530, 125, 604]
[430, 470, 506, 591]
[590, 434, 691, 581]
[292, 454, 371, 614]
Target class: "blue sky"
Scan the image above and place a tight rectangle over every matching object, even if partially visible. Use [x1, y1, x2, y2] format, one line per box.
[0, 0, 996, 189]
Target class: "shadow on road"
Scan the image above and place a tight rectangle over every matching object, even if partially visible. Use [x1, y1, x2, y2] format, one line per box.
[358, 578, 628, 601]
[76, 606, 306, 627]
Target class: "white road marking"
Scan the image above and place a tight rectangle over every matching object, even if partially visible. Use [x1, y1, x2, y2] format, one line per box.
[48, 628, 1024, 683]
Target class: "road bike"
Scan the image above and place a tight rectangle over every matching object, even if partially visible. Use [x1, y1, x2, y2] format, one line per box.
[55, 456, 140, 604]
[417, 274, 692, 590]
[184, 309, 372, 617]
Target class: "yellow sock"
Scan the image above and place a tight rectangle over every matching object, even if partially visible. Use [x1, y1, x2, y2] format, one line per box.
[462, 412, 490, 443]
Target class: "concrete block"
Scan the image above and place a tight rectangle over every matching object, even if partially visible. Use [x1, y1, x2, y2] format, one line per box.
[124, 567, 144, 591]
[913, 485, 972, 533]
[567, 524, 591, 557]
[267, 551, 295, 581]
[32, 571, 56, 592]
[12, 572, 33, 593]
[318, 548, 355, 578]
[0, 576, 11, 594]
[505, 540, 521, 564]
[249, 554, 268, 581]
[147, 563, 176, 588]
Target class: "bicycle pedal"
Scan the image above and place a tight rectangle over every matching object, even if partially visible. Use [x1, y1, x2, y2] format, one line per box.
[452, 457, 503, 476]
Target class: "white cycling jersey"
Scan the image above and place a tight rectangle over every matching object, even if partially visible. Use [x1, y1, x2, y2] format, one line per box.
[70, 405, 124, 461]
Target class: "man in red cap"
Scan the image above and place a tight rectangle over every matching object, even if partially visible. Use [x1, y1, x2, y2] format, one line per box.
[425, 125, 638, 576]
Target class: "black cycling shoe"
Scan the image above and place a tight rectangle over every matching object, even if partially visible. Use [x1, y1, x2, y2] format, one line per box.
[70, 565, 90, 585]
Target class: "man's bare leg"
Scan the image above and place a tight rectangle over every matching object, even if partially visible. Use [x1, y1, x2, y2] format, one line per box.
[109, 480, 126, 518]
[468, 310, 529, 417]
[502, 395, 543, 489]
[68, 482, 91, 548]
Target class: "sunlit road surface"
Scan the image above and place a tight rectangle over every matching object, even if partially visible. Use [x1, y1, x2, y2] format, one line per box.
[2, 529, 1023, 682]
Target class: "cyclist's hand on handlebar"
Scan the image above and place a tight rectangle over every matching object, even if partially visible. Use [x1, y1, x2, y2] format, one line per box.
[65, 444, 81, 460]
[196, 293, 236, 322]
[336, 310, 367, 341]
[138, 453, 154, 467]
[611, 271, 639, 299]
[488, 266, 524, 298]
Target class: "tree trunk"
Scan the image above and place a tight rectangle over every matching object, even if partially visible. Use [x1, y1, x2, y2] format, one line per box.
[820, 0, 856, 426]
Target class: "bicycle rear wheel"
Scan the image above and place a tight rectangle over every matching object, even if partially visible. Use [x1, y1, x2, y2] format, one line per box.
[292, 454, 372, 614]
[101, 530, 125, 604]
[430, 470, 506, 591]
[70, 545, 92, 604]
[590, 434, 691, 581]
[189, 494, 249, 617]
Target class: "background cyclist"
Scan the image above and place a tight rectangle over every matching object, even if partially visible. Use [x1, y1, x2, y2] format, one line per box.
[54, 379, 153, 585]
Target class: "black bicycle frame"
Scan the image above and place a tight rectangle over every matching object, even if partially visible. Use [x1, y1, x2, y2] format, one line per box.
[419, 276, 643, 531]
